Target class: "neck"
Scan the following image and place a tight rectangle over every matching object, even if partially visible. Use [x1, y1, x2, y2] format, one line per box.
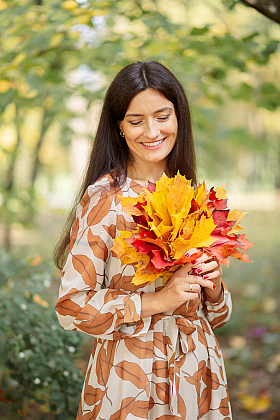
[127, 160, 168, 186]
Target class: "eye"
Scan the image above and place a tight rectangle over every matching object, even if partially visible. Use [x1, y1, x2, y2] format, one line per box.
[156, 114, 170, 122]
[129, 121, 142, 126]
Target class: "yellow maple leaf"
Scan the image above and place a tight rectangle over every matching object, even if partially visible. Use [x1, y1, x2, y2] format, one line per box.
[155, 172, 173, 194]
[168, 178, 193, 213]
[145, 190, 171, 228]
[187, 215, 216, 249]
[181, 215, 197, 240]
[227, 209, 248, 234]
[156, 222, 173, 241]
[171, 216, 215, 260]
[227, 209, 247, 223]
[119, 194, 145, 217]
[194, 181, 209, 206]
[229, 223, 244, 234]
[214, 183, 227, 199]
[112, 232, 149, 268]
[132, 271, 161, 285]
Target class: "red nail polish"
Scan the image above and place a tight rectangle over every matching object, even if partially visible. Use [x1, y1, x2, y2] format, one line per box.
[213, 284, 216, 289]
[191, 259, 197, 264]
[197, 268, 202, 273]
[185, 253, 190, 258]
[203, 275, 209, 279]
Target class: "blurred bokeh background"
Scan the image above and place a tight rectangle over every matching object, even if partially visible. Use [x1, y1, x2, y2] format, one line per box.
[0, 0, 280, 418]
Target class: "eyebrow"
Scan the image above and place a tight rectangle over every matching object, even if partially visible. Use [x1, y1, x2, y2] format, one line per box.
[125, 107, 173, 118]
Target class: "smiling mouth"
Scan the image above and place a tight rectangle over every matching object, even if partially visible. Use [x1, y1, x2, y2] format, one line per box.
[142, 138, 165, 147]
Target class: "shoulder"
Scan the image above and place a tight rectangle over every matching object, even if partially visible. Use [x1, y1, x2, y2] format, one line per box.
[76, 173, 122, 220]
[76, 174, 145, 220]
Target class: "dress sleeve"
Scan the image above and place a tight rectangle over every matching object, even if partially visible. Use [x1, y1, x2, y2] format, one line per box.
[55, 179, 150, 340]
[202, 280, 232, 330]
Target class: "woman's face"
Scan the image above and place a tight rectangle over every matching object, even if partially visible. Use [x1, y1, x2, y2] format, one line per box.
[119, 88, 178, 171]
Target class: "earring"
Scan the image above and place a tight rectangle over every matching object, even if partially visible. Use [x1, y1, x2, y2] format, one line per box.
[120, 131, 125, 137]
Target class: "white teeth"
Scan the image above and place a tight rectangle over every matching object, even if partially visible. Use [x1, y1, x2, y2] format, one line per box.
[142, 139, 164, 147]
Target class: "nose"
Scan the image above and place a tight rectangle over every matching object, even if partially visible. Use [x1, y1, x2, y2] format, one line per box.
[144, 121, 160, 140]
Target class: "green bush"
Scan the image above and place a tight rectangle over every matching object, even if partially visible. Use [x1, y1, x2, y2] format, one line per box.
[0, 252, 84, 419]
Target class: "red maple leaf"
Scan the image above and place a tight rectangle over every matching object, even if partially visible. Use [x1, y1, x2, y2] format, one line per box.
[147, 182, 156, 192]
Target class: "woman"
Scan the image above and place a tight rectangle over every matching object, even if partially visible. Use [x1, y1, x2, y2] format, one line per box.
[55, 61, 232, 420]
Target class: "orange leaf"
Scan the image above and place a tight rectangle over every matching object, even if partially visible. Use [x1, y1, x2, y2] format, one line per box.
[114, 361, 150, 396]
[130, 400, 149, 418]
[152, 360, 169, 378]
[72, 254, 96, 286]
[214, 183, 227, 199]
[112, 233, 150, 269]
[83, 366, 106, 406]
[124, 338, 154, 359]
[120, 194, 145, 217]
[88, 231, 108, 261]
[194, 181, 209, 206]
[154, 381, 169, 404]
[109, 397, 135, 420]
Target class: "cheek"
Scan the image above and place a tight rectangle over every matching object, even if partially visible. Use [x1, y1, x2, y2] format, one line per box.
[125, 133, 139, 151]
[125, 128, 141, 143]
[166, 118, 178, 134]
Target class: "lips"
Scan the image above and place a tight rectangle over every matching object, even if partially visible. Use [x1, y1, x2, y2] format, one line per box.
[141, 138, 165, 147]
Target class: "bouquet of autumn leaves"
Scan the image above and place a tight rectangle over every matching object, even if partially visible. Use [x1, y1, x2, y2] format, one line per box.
[112, 173, 253, 285]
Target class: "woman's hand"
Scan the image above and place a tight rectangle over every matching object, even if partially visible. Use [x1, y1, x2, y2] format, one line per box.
[140, 250, 223, 317]
[154, 258, 217, 313]
[192, 252, 223, 303]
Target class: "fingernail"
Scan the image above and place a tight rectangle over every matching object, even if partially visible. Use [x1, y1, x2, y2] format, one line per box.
[196, 268, 202, 274]
[203, 275, 209, 279]
[191, 259, 197, 264]
[185, 253, 190, 258]
[213, 284, 216, 289]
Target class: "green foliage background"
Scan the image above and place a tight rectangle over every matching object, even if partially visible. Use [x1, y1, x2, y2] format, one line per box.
[0, 0, 280, 418]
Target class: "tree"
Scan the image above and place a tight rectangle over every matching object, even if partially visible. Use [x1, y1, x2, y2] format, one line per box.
[0, 0, 108, 249]
[240, 0, 280, 24]
[1, 0, 280, 250]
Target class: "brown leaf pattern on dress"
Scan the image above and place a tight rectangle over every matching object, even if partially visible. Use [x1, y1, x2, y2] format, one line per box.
[88, 231, 108, 261]
[55, 174, 233, 419]
[114, 361, 150, 396]
[103, 223, 116, 239]
[124, 337, 154, 359]
[72, 254, 96, 286]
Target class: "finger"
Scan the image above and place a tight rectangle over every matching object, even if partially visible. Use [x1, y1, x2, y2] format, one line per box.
[185, 248, 204, 264]
[192, 253, 209, 266]
[202, 268, 222, 281]
[186, 292, 200, 301]
[194, 260, 221, 275]
[193, 252, 220, 267]
[185, 275, 216, 290]
[176, 263, 193, 276]
[187, 283, 201, 294]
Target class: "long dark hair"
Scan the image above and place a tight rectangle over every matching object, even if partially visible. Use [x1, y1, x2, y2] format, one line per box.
[54, 61, 196, 269]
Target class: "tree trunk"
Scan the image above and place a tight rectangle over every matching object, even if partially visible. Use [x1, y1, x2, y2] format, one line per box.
[4, 225, 11, 253]
[240, 0, 280, 24]
[4, 120, 22, 251]
[30, 111, 50, 189]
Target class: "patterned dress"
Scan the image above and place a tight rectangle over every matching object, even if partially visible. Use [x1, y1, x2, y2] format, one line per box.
[55, 174, 232, 420]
